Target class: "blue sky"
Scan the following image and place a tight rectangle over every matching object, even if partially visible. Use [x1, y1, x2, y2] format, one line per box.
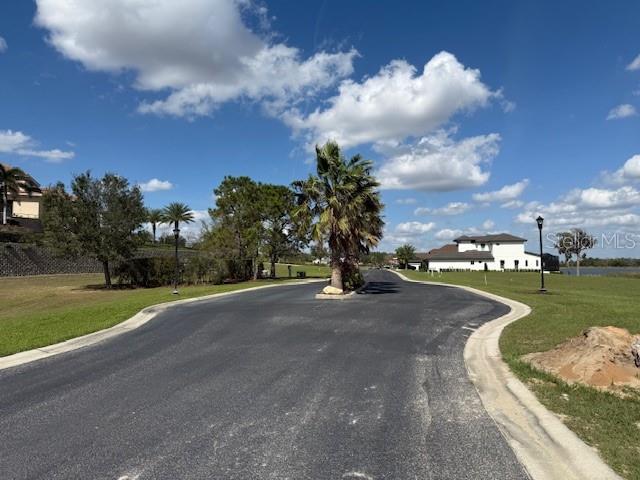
[1, 1, 639, 255]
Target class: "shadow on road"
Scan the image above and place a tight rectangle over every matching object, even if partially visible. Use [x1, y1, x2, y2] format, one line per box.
[358, 281, 400, 295]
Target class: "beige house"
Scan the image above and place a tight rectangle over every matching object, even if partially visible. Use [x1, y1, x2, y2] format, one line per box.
[2, 164, 43, 222]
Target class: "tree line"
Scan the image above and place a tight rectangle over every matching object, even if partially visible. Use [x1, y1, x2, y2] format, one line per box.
[40, 141, 385, 291]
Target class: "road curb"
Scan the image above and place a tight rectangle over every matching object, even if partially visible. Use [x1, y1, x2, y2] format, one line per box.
[0, 279, 326, 372]
[391, 270, 621, 480]
[314, 281, 368, 300]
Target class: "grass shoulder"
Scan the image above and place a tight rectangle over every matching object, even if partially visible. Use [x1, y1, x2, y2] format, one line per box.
[401, 269, 640, 479]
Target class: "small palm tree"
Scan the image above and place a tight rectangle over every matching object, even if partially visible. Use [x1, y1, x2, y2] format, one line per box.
[161, 202, 195, 292]
[146, 208, 163, 243]
[395, 244, 416, 270]
[0, 164, 34, 225]
[293, 141, 384, 291]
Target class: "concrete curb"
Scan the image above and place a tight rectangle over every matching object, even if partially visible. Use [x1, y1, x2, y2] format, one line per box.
[0, 279, 326, 372]
[391, 270, 621, 480]
[314, 281, 368, 300]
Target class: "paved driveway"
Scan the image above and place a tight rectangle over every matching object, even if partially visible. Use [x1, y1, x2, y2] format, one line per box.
[0, 270, 527, 479]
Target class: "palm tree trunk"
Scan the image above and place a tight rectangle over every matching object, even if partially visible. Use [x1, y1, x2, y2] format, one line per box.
[2, 185, 7, 225]
[576, 256, 581, 276]
[330, 250, 343, 290]
[174, 220, 179, 290]
[270, 256, 276, 279]
[152, 223, 156, 243]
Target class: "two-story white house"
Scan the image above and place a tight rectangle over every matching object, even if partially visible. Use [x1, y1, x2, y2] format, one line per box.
[425, 233, 541, 272]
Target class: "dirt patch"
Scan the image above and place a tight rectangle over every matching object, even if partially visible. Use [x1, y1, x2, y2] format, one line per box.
[524, 326, 640, 393]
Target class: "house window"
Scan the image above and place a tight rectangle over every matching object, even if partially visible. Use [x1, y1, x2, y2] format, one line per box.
[471, 261, 475, 265]
[536, 260, 539, 267]
[480, 243, 485, 249]
[514, 260, 519, 271]
[500, 260, 505, 269]
[525, 260, 528, 267]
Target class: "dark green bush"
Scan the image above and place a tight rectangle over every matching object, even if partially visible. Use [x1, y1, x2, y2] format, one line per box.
[342, 267, 364, 291]
[114, 257, 175, 287]
[115, 255, 229, 287]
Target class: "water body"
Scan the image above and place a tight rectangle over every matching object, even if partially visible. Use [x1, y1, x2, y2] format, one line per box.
[560, 266, 640, 276]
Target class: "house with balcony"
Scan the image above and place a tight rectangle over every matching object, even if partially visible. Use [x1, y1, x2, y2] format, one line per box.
[424, 233, 542, 272]
[1, 164, 44, 232]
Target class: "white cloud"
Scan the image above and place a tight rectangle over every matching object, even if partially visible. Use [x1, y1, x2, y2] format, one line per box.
[606, 103, 637, 120]
[482, 219, 495, 230]
[515, 185, 640, 229]
[501, 199, 524, 209]
[0, 129, 74, 163]
[472, 179, 529, 203]
[379, 221, 436, 250]
[627, 54, 640, 71]
[566, 186, 640, 209]
[138, 178, 174, 192]
[395, 197, 417, 205]
[395, 221, 436, 235]
[602, 154, 640, 184]
[619, 154, 640, 179]
[434, 228, 463, 241]
[0, 36, 7, 53]
[0, 130, 30, 152]
[414, 201, 471, 216]
[35, 0, 356, 118]
[377, 130, 499, 192]
[284, 51, 498, 149]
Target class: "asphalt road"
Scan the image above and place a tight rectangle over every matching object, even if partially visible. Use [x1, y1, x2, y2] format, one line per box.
[0, 270, 527, 479]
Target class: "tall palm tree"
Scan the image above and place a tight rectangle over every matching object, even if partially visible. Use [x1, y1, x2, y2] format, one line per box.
[293, 141, 384, 291]
[0, 164, 34, 225]
[161, 202, 195, 292]
[146, 208, 163, 243]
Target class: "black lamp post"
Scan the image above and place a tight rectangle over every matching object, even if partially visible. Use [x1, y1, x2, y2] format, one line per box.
[173, 222, 180, 295]
[536, 215, 546, 293]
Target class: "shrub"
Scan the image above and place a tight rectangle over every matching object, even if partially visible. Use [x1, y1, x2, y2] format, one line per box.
[183, 255, 228, 285]
[342, 268, 364, 291]
[114, 257, 175, 287]
[115, 255, 229, 287]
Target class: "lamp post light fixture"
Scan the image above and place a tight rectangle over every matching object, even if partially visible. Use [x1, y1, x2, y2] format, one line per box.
[172, 224, 180, 295]
[536, 215, 546, 293]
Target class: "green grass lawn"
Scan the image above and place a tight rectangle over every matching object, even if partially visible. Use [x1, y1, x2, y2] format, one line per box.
[275, 262, 331, 279]
[402, 269, 640, 479]
[0, 263, 329, 358]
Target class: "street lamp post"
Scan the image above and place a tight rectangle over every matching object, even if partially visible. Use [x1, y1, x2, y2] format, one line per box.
[536, 215, 546, 293]
[173, 222, 180, 294]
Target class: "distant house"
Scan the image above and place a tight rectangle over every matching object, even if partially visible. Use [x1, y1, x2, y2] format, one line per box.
[423, 233, 542, 272]
[2, 164, 43, 231]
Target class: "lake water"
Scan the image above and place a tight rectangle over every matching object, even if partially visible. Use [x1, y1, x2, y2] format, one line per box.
[560, 266, 640, 276]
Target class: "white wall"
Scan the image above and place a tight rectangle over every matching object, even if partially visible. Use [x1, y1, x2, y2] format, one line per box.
[12, 199, 40, 219]
[428, 259, 491, 271]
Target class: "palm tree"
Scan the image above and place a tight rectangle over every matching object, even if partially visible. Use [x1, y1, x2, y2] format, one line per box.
[395, 244, 416, 270]
[146, 208, 163, 243]
[293, 141, 384, 291]
[0, 164, 34, 225]
[160, 202, 195, 292]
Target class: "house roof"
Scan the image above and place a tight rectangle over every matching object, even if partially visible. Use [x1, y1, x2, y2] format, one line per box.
[1, 163, 42, 196]
[454, 233, 527, 243]
[427, 244, 458, 255]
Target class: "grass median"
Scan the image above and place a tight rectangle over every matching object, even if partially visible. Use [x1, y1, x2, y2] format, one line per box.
[0, 264, 329, 358]
[401, 269, 640, 479]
